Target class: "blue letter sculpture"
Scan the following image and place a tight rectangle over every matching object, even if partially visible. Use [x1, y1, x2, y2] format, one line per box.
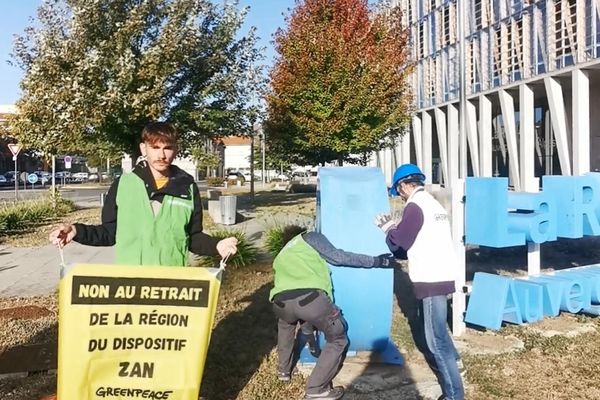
[301, 167, 402, 365]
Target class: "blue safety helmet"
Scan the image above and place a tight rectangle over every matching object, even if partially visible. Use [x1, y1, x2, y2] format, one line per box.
[389, 164, 426, 196]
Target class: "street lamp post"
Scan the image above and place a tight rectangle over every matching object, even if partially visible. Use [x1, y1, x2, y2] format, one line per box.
[261, 129, 266, 187]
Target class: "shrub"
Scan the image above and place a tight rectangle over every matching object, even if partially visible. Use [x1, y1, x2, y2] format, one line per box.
[287, 183, 317, 193]
[207, 177, 225, 187]
[264, 225, 285, 257]
[192, 229, 257, 269]
[227, 178, 244, 186]
[0, 195, 75, 233]
[264, 222, 311, 257]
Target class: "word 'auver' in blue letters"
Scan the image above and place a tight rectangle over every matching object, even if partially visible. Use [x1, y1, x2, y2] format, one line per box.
[465, 266, 600, 330]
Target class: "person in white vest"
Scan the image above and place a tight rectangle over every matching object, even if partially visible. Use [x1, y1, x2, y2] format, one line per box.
[374, 163, 464, 400]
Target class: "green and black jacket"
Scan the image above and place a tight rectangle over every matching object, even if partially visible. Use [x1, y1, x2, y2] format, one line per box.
[73, 161, 219, 261]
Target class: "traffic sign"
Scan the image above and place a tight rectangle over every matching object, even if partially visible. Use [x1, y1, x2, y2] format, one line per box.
[64, 155, 72, 169]
[8, 143, 21, 158]
[27, 173, 39, 184]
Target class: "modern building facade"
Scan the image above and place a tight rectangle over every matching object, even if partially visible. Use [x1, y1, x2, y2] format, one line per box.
[376, 0, 599, 190]
[370, 0, 600, 335]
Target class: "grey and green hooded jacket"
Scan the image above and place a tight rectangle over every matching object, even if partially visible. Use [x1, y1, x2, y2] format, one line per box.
[73, 161, 219, 266]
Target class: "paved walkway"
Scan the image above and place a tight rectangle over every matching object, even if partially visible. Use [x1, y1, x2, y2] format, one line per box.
[0, 201, 312, 298]
[0, 243, 114, 297]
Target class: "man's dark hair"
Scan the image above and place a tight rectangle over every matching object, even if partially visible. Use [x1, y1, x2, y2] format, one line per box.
[141, 121, 178, 145]
[281, 225, 306, 247]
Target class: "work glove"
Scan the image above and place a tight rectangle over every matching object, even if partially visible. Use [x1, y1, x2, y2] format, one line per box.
[374, 213, 396, 234]
[374, 253, 398, 268]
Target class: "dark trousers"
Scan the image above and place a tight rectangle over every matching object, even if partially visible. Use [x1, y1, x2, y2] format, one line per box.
[273, 290, 348, 395]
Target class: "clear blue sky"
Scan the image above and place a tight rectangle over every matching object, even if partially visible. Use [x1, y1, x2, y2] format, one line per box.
[0, 0, 297, 105]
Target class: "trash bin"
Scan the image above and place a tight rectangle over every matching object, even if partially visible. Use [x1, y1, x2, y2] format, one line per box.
[206, 189, 222, 200]
[220, 195, 237, 225]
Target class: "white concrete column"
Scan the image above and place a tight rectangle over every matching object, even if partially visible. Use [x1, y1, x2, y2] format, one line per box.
[499, 89, 521, 190]
[422, 111, 433, 184]
[466, 101, 480, 176]
[572, 69, 590, 175]
[544, 76, 572, 175]
[479, 95, 493, 176]
[520, 84, 536, 190]
[434, 108, 449, 185]
[447, 104, 459, 188]
[520, 83, 540, 276]
[384, 147, 394, 186]
[368, 152, 378, 168]
[400, 131, 411, 165]
[413, 115, 423, 168]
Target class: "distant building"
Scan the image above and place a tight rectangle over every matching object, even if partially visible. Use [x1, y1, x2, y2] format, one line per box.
[221, 136, 251, 172]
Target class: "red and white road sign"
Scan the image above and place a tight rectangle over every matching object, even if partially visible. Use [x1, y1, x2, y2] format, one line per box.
[8, 143, 21, 157]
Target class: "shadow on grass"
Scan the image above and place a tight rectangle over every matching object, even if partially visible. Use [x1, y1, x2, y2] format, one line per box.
[201, 282, 277, 400]
[236, 192, 316, 209]
[465, 236, 600, 281]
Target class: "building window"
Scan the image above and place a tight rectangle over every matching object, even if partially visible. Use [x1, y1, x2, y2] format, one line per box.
[419, 23, 425, 58]
[535, 1, 547, 74]
[510, 20, 523, 81]
[471, 39, 481, 92]
[554, 0, 577, 67]
[473, 0, 482, 30]
[493, 27, 502, 86]
[443, 4, 450, 46]
[430, 14, 437, 53]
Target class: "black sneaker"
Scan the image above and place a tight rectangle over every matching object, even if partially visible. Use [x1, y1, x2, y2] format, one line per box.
[304, 386, 344, 399]
[277, 371, 291, 382]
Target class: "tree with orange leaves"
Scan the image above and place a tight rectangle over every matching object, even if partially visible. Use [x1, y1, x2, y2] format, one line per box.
[265, 0, 412, 165]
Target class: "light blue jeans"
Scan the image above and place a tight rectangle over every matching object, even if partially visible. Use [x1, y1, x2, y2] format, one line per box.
[422, 295, 464, 400]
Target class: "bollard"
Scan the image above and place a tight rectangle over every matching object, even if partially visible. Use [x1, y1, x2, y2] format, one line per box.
[100, 192, 107, 206]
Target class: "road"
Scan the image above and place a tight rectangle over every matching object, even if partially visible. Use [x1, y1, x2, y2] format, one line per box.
[0, 181, 208, 207]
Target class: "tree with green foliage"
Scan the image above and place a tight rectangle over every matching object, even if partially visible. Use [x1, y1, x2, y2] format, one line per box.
[191, 144, 221, 177]
[10, 0, 264, 159]
[265, 0, 412, 165]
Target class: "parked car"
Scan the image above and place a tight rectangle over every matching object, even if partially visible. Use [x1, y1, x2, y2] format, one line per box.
[71, 172, 89, 181]
[242, 171, 262, 182]
[88, 173, 99, 182]
[55, 171, 72, 181]
[4, 171, 20, 184]
[226, 171, 246, 184]
[292, 170, 318, 184]
[33, 171, 51, 185]
[0, 175, 7, 186]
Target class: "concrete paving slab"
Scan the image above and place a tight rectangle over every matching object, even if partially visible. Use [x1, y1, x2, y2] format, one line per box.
[0, 243, 113, 297]
[298, 352, 442, 400]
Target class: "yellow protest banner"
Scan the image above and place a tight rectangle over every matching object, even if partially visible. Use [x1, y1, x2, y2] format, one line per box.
[58, 264, 222, 400]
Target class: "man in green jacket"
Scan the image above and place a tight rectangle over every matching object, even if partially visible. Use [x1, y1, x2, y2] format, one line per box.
[271, 226, 394, 400]
[49, 121, 237, 264]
